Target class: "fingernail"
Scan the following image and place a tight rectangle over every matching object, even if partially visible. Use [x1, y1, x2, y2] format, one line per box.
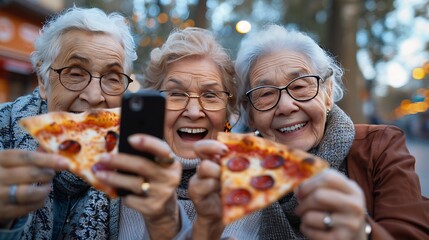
[57, 157, 69, 168]
[129, 135, 142, 146]
[99, 153, 111, 162]
[95, 171, 107, 180]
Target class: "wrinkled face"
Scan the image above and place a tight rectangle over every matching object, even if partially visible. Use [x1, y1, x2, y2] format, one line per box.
[248, 50, 333, 151]
[38, 29, 126, 113]
[162, 56, 228, 159]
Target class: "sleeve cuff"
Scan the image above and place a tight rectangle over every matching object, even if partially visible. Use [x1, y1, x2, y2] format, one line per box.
[0, 215, 31, 240]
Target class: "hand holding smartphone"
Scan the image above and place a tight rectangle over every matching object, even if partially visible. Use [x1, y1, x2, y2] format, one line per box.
[117, 89, 165, 196]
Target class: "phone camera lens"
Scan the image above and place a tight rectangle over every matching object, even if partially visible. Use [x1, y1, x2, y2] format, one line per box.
[129, 96, 144, 111]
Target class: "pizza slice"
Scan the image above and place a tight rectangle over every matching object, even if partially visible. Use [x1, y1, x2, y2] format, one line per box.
[19, 108, 120, 198]
[217, 132, 329, 225]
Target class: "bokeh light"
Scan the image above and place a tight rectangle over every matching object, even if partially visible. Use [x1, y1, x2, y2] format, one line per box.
[235, 20, 251, 34]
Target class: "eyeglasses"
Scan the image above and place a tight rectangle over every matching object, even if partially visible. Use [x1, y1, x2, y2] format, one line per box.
[50, 66, 133, 96]
[160, 90, 232, 111]
[246, 75, 322, 111]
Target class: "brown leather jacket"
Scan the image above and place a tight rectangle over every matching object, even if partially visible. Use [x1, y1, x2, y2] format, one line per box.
[347, 124, 429, 240]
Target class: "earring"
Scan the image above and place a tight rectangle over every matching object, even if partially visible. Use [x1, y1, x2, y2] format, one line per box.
[326, 108, 331, 118]
[224, 120, 232, 133]
[254, 130, 261, 137]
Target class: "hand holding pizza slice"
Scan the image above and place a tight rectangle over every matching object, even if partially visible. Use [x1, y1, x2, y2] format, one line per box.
[19, 108, 120, 198]
[217, 132, 329, 224]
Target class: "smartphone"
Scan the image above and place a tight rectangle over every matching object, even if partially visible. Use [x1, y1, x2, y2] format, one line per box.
[117, 89, 165, 196]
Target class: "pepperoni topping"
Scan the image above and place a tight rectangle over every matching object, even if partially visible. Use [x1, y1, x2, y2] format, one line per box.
[250, 175, 274, 190]
[261, 154, 284, 169]
[225, 189, 251, 206]
[59, 140, 81, 154]
[105, 131, 119, 152]
[227, 156, 250, 172]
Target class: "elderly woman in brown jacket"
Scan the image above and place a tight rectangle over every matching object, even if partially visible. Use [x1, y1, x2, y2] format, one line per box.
[188, 24, 429, 239]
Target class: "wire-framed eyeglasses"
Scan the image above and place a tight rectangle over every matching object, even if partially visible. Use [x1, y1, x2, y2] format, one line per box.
[246, 74, 323, 111]
[160, 90, 232, 111]
[50, 66, 133, 96]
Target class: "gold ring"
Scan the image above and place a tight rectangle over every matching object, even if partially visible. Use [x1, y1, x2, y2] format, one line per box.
[154, 152, 175, 164]
[323, 213, 333, 230]
[140, 180, 150, 197]
[8, 184, 18, 204]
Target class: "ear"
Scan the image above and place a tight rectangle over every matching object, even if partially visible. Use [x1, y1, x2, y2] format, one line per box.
[324, 80, 334, 110]
[36, 63, 47, 100]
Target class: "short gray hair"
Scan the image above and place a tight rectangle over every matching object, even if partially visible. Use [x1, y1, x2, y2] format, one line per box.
[145, 27, 239, 118]
[235, 24, 344, 125]
[30, 6, 137, 86]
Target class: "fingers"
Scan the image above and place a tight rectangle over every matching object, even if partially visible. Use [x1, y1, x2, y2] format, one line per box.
[197, 160, 221, 179]
[295, 169, 367, 239]
[0, 149, 69, 170]
[193, 140, 228, 162]
[98, 134, 178, 177]
[295, 170, 365, 214]
[296, 169, 362, 202]
[188, 160, 222, 220]
[128, 134, 172, 159]
[190, 160, 221, 198]
[296, 187, 363, 215]
[0, 184, 51, 221]
[0, 167, 55, 185]
[300, 211, 365, 239]
[98, 152, 181, 182]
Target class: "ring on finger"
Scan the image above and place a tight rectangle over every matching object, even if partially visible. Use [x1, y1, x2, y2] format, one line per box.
[140, 179, 150, 197]
[8, 184, 18, 204]
[323, 212, 334, 230]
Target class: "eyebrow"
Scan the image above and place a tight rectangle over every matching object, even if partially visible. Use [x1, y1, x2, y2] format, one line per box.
[66, 55, 123, 70]
[165, 78, 223, 89]
[252, 71, 305, 87]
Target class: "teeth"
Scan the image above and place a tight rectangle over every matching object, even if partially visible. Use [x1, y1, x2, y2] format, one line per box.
[279, 122, 306, 133]
[178, 128, 207, 134]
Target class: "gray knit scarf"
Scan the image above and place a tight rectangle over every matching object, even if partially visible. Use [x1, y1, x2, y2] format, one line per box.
[0, 88, 119, 239]
[259, 104, 355, 239]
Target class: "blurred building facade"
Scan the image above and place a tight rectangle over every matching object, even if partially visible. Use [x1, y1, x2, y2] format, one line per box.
[0, 0, 64, 102]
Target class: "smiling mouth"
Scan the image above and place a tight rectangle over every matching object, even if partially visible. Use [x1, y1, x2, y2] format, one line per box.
[177, 128, 208, 141]
[278, 122, 307, 133]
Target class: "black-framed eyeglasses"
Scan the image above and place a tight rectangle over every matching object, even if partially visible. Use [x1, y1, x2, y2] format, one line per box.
[160, 90, 232, 111]
[50, 66, 133, 96]
[246, 74, 323, 111]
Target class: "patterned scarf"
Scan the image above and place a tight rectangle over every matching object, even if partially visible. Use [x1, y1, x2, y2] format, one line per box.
[259, 104, 355, 239]
[176, 157, 200, 221]
[0, 88, 119, 239]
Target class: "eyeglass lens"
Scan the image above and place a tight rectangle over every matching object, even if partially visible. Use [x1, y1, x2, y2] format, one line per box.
[58, 67, 129, 95]
[162, 91, 229, 111]
[248, 75, 319, 111]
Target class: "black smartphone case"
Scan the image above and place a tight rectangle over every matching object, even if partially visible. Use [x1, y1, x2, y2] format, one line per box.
[117, 89, 165, 196]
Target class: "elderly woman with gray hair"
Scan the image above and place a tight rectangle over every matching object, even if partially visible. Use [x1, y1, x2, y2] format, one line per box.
[190, 24, 429, 239]
[0, 7, 183, 239]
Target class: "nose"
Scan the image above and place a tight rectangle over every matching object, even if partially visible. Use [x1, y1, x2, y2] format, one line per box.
[275, 91, 299, 115]
[80, 77, 105, 106]
[183, 97, 205, 119]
